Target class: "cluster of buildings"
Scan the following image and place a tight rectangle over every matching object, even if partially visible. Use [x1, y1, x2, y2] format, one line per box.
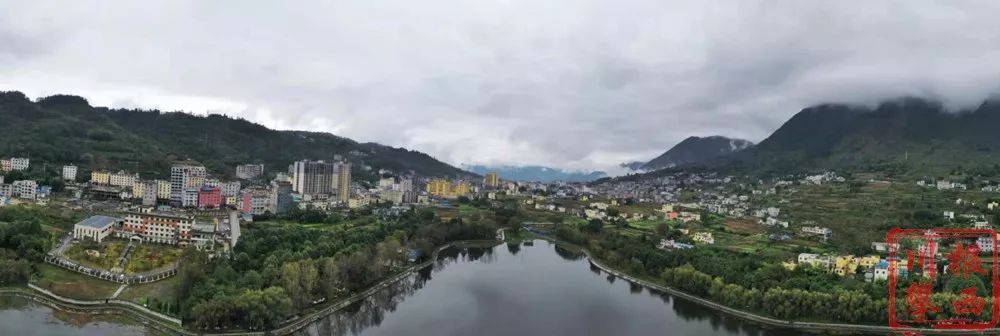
[917, 179, 969, 191]
[792, 253, 895, 280]
[0, 157, 29, 172]
[0, 175, 45, 205]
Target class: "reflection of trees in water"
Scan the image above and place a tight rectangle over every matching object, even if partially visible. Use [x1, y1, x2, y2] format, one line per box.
[669, 294, 792, 336]
[606, 274, 616, 284]
[553, 245, 583, 261]
[589, 263, 601, 275]
[507, 243, 521, 255]
[297, 273, 430, 336]
[628, 282, 644, 295]
[0, 296, 32, 311]
[297, 246, 505, 336]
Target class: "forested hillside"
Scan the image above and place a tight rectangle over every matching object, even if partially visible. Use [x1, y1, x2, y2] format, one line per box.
[0, 91, 472, 180]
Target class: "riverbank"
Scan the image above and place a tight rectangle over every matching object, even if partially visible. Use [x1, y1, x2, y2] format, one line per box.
[6, 235, 996, 335]
[521, 229, 999, 335]
[0, 242, 461, 336]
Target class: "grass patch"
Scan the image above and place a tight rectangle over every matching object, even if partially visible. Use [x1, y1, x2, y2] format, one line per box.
[126, 244, 182, 274]
[33, 264, 120, 300]
[64, 240, 128, 270]
[120, 276, 180, 315]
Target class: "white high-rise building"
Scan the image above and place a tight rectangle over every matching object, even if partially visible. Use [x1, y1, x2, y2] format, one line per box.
[221, 181, 241, 197]
[292, 160, 337, 196]
[170, 162, 206, 206]
[12, 180, 36, 200]
[236, 164, 264, 180]
[9, 158, 29, 171]
[62, 165, 78, 181]
[141, 180, 158, 206]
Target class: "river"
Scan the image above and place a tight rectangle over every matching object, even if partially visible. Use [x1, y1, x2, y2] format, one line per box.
[0, 240, 804, 336]
[293, 240, 800, 336]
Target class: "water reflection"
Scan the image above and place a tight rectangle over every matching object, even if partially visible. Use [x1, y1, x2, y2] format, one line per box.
[295, 240, 803, 336]
[0, 296, 149, 336]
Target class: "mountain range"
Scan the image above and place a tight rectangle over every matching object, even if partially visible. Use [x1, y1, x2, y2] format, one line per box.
[0, 91, 473, 181]
[640, 136, 754, 171]
[464, 165, 607, 182]
[628, 97, 1000, 179]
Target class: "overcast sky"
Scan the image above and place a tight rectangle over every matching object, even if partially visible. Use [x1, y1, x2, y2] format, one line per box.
[3, 1, 1000, 174]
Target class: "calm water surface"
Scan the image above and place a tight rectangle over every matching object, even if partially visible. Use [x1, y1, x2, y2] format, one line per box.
[295, 240, 802, 336]
[0, 240, 807, 336]
[0, 296, 149, 336]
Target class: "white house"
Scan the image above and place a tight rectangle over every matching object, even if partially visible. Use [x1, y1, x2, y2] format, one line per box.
[73, 215, 121, 243]
[692, 232, 714, 244]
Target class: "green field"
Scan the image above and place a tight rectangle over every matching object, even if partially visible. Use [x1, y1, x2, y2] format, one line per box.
[120, 276, 181, 315]
[33, 264, 120, 300]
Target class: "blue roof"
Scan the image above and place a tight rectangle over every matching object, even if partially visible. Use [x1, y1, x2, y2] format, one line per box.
[75, 215, 120, 229]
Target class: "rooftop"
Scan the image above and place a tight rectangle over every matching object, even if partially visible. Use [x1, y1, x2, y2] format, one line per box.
[75, 215, 120, 229]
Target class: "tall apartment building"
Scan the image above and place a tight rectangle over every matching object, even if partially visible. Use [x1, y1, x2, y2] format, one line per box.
[62, 165, 78, 182]
[12, 180, 37, 200]
[132, 180, 145, 198]
[170, 162, 207, 206]
[0, 159, 10, 172]
[240, 187, 271, 215]
[337, 162, 351, 203]
[292, 160, 337, 196]
[236, 164, 264, 180]
[141, 180, 158, 206]
[9, 157, 29, 171]
[156, 180, 171, 200]
[221, 181, 241, 197]
[198, 186, 223, 209]
[484, 172, 500, 188]
[182, 189, 200, 207]
[118, 209, 194, 245]
[270, 180, 293, 214]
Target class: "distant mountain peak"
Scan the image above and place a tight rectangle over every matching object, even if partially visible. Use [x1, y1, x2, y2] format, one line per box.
[464, 164, 606, 182]
[641, 136, 753, 170]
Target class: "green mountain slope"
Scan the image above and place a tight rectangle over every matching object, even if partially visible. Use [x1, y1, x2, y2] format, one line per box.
[718, 97, 1000, 176]
[641, 136, 753, 170]
[0, 91, 472, 180]
[609, 97, 1000, 182]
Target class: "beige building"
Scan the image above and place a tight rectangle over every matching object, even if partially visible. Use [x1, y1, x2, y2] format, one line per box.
[484, 172, 500, 187]
[118, 209, 194, 245]
[156, 180, 171, 199]
[132, 180, 145, 198]
[109, 171, 138, 187]
[91, 170, 110, 185]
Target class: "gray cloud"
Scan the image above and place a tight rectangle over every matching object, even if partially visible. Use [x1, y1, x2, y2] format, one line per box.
[2, 0, 1000, 173]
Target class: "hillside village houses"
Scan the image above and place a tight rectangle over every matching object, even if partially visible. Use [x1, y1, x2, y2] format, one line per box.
[0, 157, 30, 172]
